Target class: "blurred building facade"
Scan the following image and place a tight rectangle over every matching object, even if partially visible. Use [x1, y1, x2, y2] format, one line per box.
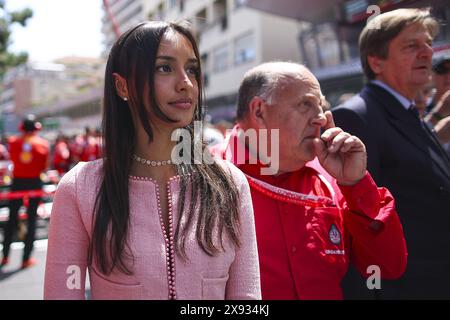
[0, 57, 104, 137]
[102, 0, 146, 56]
[101, 0, 450, 118]
[0, 63, 65, 116]
[244, 0, 450, 105]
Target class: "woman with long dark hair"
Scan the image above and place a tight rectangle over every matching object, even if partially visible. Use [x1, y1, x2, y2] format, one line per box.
[44, 21, 260, 300]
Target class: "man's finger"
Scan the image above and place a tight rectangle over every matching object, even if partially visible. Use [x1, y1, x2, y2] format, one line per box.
[328, 132, 351, 153]
[321, 127, 343, 141]
[340, 136, 358, 152]
[323, 111, 336, 130]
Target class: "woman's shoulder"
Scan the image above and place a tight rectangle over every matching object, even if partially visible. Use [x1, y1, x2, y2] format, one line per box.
[214, 158, 248, 188]
[63, 158, 102, 178]
[58, 159, 103, 193]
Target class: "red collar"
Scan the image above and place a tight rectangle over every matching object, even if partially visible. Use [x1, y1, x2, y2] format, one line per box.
[222, 124, 330, 181]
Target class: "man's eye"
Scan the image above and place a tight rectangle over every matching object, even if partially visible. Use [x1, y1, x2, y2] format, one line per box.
[299, 101, 311, 112]
[156, 65, 171, 72]
[303, 101, 314, 108]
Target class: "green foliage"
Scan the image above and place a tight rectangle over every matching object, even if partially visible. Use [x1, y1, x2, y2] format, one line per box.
[0, 1, 33, 79]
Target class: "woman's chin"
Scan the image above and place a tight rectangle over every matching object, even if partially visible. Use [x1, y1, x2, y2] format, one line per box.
[168, 117, 194, 129]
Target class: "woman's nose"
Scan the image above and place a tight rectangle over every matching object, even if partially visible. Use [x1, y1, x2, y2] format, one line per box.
[176, 72, 193, 92]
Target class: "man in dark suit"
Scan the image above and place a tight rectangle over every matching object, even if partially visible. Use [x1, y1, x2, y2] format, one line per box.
[333, 8, 450, 299]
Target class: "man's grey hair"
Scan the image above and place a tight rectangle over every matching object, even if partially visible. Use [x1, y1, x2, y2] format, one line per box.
[236, 62, 311, 120]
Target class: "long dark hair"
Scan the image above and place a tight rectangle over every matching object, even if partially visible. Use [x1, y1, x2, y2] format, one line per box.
[89, 21, 241, 275]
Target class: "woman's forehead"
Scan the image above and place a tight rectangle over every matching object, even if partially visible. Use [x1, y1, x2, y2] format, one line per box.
[157, 29, 195, 57]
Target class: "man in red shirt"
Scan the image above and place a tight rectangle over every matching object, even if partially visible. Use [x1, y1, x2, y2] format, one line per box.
[0, 142, 9, 160]
[52, 134, 71, 175]
[1, 115, 49, 268]
[80, 127, 101, 162]
[212, 62, 407, 299]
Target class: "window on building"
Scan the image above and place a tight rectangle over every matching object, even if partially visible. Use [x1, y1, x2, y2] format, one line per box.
[155, 2, 165, 20]
[179, 0, 184, 12]
[433, 5, 450, 45]
[301, 32, 320, 69]
[213, 0, 227, 30]
[194, 8, 208, 33]
[201, 53, 209, 87]
[300, 22, 344, 69]
[119, 5, 143, 27]
[212, 44, 229, 73]
[234, 32, 255, 66]
[167, 0, 177, 9]
[234, 0, 246, 9]
[316, 24, 340, 67]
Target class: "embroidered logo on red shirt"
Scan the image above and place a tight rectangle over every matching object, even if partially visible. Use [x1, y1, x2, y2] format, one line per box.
[329, 224, 341, 245]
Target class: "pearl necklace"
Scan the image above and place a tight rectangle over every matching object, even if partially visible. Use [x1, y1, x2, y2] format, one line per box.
[132, 154, 172, 167]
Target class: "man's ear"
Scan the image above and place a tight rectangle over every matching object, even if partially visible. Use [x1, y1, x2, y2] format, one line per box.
[113, 73, 129, 100]
[247, 96, 268, 129]
[367, 55, 385, 77]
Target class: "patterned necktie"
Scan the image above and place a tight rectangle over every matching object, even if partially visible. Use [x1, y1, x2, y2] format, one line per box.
[409, 105, 450, 163]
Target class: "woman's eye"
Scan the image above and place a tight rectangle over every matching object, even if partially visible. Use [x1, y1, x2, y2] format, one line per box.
[156, 65, 171, 72]
[186, 66, 199, 75]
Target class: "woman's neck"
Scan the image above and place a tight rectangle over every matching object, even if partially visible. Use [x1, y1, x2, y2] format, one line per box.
[130, 126, 179, 182]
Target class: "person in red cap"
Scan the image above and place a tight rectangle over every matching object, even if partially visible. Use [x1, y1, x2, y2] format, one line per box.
[1, 114, 49, 269]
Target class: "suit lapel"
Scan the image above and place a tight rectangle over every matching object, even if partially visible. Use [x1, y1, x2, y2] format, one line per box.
[363, 83, 450, 180]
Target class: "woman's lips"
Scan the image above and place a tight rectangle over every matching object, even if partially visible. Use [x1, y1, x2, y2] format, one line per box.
[168, 99, 193, 109]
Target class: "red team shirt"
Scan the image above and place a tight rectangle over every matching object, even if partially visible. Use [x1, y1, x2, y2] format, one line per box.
[212, 125, 407, 299]
[9, 134, 49, 179]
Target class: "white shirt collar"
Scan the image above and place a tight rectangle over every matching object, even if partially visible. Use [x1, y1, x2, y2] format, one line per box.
[371, 80, 415, 110]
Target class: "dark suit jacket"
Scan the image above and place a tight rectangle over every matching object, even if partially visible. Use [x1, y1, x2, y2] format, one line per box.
[333, 83, 450, 299]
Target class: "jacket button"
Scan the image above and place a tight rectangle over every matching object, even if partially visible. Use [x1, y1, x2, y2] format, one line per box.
[291, 246, 297, 253]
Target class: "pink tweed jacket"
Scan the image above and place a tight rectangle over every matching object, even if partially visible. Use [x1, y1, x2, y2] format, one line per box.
[44, 159, 261, 300]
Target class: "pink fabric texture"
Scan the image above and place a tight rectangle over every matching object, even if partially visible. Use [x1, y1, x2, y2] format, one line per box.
[44, 159, 261, 300]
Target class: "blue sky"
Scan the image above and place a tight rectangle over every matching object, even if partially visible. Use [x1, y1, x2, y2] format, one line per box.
[7, 0, 104, 62]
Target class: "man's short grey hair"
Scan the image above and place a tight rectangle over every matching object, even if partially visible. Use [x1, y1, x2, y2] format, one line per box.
[236, 62, 310, 120]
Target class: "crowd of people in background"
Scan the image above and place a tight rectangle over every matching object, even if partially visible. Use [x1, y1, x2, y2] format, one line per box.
[0, 126, 103, 181]
[0, 121, 232, 182]
[51, 127, 102, 175]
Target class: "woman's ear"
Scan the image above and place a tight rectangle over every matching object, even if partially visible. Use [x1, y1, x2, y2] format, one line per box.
[113, 73, 129, 101]
[248, 96, 268, 129]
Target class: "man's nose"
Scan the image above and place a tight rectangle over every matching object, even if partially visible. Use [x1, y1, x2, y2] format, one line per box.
[311, 111, 327, 127]
[419, 42, 433, 60]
